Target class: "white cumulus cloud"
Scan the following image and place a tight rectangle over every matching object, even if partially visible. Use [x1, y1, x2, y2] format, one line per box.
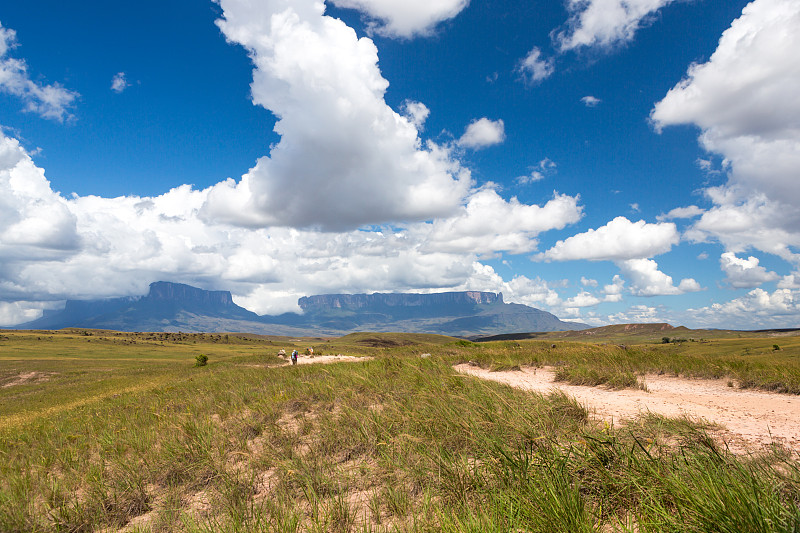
[401, 100, 430, 129]
[517, 47, 554, 84]
[687, 287, 800, 329]
[618, 258, 701, 296]
[580, 95, 601, 107]
[539, 216, 679, 262]
[557, 0, 678, 50]
[204, 0, 472, 231]
[516, 158, 556, 185]
[608, 304, 664, 324]
[603, 275, 625, 302]
[111, 72, 130, 93]
[652, 0, 800, 260]
[684, 195, 800, 262]
[657, 205, 704, 221]
[422, 190, 583, 255]
[458, 118, 505, 149]
[329, 0, 469, 38]
[778, 273, 800, 289]
[0, 134, 80, 257]
[0, 22, 78, 122]
[719, 252, 779, 288]
[563, 291, 602, 308]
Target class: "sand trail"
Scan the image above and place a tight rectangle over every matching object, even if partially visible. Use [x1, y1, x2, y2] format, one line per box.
[283, 354, 372, 365]
[454, 364, 800, 454]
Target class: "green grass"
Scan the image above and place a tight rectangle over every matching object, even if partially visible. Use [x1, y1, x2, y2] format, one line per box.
[0, 330, 798, 531]
[443, 335, 800, 393]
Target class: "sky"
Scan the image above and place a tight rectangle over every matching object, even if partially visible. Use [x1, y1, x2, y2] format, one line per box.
[1, 0, 799, 330]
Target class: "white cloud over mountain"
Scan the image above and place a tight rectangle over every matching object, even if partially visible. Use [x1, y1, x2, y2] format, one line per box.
[0, 125, 584, 325]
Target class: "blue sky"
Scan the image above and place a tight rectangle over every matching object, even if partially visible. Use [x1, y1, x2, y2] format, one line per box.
[1, 0, 798, 329]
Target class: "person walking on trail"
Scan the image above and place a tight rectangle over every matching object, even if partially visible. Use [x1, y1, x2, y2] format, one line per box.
[291, 349, 298, 365]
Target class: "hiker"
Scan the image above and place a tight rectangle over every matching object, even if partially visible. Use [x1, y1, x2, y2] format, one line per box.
[291, 349, 298, 365]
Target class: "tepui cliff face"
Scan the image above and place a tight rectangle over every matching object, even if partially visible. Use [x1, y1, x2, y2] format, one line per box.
[298, 291, 502, 312]
[13, 282, 586, 335]
[146, 281, 235, 307]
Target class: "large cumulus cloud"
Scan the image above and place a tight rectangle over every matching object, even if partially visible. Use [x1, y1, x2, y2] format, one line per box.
[202, 0, 472, 231]
[652, 0, 800, 260]
[537, 217, 700, 297]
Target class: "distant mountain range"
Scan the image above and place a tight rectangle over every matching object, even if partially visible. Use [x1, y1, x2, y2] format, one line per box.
[14, 281, 588, 336]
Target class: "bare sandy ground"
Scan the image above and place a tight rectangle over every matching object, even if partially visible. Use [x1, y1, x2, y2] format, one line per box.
[454, 364, 800, 454]
[281, 354, 372, 365]
[2, 371, 54, 388]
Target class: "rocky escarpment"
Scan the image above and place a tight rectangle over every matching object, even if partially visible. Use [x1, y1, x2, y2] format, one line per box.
[12, 284, 587, 336]
[299, 291, 502, 312]
[14, 281, 259, 332]
[146, 281, 235, 307]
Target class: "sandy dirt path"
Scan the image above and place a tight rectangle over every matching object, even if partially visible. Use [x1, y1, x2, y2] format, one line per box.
[282, 355, 372, 365]
[454, 364, 800, 454]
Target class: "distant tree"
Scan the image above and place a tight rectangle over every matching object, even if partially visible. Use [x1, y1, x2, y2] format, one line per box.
[195, 354, 208, 367]
[662, 337, 670, 344]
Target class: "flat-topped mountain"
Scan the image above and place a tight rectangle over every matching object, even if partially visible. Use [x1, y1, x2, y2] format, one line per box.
[292, 291, 586, 335]
[17, 282, 262, 333]
[147, 281, 236, 307]
[13, 282, 588, 336]
[299, 291, 502, 312]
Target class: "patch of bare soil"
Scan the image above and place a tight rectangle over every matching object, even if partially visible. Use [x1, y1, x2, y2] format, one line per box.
[454, 364, 800, 454]
[282, 354, 373, 365]
[2, 371, 55, 388]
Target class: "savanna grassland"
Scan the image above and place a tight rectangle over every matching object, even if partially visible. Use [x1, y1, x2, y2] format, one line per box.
[1, 327, 799, 532]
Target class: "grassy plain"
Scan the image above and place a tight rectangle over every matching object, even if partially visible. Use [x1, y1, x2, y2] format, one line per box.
[0, 327, 799, 532]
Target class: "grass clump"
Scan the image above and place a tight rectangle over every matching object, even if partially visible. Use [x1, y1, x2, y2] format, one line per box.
[554, 365, 646, 390]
